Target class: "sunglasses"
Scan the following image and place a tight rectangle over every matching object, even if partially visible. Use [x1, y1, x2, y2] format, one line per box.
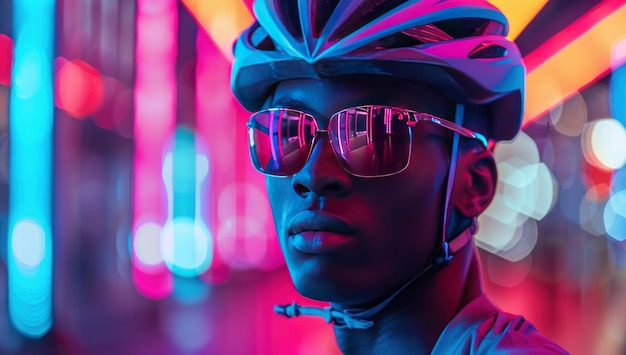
[247, 105, 488, 178]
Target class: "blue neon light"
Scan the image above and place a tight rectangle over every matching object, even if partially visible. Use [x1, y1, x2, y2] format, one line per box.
[612, 63, 626, 126]
[8, 0, 55, 338]
[162, 126, 213, 278]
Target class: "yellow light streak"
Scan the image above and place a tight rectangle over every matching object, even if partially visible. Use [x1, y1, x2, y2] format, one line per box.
[488, 0, 548, 40]
[524, 3, 626, 125]
[181, 0, 253, 61]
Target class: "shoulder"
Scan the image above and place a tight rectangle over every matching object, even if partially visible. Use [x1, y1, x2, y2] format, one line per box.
[432, 294, 569, 355]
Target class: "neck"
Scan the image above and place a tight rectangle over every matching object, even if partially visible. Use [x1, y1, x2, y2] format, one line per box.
[332, 242, 484, 355]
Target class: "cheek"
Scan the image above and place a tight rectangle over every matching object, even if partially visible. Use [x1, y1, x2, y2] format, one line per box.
[265, 177, 291, 237]
[360, 150, 448, 251]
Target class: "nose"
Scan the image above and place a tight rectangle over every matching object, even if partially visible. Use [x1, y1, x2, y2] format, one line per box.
[291, 135, 352, 198]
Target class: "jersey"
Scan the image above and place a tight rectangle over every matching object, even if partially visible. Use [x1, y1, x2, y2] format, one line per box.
[431, 294, 569, 354]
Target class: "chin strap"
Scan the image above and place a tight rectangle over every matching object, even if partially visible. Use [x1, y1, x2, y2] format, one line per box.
[274, 228, 474, 329]
[274, 303, 374, 329]
[275, 104, 475, 329]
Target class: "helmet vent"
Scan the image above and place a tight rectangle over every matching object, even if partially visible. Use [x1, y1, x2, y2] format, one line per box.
[249, 25, 276, 51]
[312, 0, 341, 37]
[355, 18, 506, 53]
[273, 0, 304, 41]
[469, 43, 508, 59]
[435, 18, 505, 38]
[329, 0, 410, 44]
[402, 24, 453, 44]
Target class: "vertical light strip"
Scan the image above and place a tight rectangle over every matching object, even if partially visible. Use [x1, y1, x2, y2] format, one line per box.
[132, 0, 177, 299]
[611, 38, 626, 126]
[160, 127, 212, 278]
[195, 27, 233, 281]
[8, 0, 55, 337]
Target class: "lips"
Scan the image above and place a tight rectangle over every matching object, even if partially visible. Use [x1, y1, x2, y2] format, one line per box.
[287, 211, 356, 254]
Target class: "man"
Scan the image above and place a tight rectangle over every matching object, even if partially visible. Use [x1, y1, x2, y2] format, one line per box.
[231, 0, 568, 353]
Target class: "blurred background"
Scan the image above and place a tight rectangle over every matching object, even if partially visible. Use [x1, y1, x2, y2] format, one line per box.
[1, 0, 626, 354]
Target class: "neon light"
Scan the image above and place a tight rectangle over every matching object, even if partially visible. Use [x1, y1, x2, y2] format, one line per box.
[0, 34, 13, 86]
[524, 1, 626, 126]
[12, 221, 46, 268]
[604, 189, 626, 241]
[161, 126, 213, 277]
[582, 119, 626, 170]
[8, 0, 55, 338]
[55, 59, 104, 119]
[611, 38, 626, 126]
[195, 26, 234, 281]
[181, 0, 253, 61]
[132, 0, 178, 299]
[487, 0, 548, 40]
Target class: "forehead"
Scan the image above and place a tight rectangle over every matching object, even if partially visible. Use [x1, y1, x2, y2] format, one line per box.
[268, 75, 455, 120]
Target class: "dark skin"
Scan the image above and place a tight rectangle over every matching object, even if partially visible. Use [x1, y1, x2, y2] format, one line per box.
[264, 75, 497, 354]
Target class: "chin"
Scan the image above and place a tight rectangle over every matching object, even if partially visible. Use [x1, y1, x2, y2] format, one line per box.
[287, 263, 389, 307]
[291, 276, 354, 304]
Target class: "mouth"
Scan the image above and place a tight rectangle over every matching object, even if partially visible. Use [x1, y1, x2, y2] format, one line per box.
[287, 211, 356, 254]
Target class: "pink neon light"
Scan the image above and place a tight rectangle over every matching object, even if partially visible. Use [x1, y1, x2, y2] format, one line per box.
[195, 27, 282, 279]
[0, 34, 13, 86]
[524, 0, 625, 72]
[523, 0, 626, 126]
[612, 37, 626, 70]
[195, 27, 233, 282]
[132, 0, 177, 299]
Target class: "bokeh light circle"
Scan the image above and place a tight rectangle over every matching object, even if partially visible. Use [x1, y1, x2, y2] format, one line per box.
[11, 220, 46, 268]
[611, 167, 626, 195]
[216, 216, 267, 269]
[218, 182, 268, 226]
[582, 119, 626, 170]
[549, 91, 588, 137]
[604, 189, 626, 241]
[134, 222, 164, 266]
[161, 217, 213, 277]
[498, 219, 539, 262]
[56, 59, 104, 118]
[579, 187, 608, 236]
[494, 131, 540, 168]
[477, 131, 556, 258]
[475, 214, 520, 253]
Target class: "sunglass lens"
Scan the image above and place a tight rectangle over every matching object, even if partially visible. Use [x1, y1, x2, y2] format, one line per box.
[330, 106, 411, 177]
[249, 109, 315, 176]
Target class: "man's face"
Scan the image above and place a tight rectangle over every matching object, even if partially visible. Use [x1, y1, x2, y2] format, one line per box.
[265, 75, 457, 307]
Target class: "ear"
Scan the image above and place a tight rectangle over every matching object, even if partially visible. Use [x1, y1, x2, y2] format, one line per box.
[452, 148, 497, 218]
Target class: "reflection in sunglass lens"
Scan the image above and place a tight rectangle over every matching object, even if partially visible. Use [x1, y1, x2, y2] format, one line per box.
[329, 106, 411, 177]
[248, 106, 413, 177]
[249, 109, 316, 176]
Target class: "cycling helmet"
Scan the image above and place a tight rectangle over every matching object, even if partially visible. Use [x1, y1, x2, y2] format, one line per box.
[231, 0, 525, 141]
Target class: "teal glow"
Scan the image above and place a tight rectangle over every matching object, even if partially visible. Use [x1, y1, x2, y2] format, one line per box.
[8, 0, 55, 338]
[161, 217, 212, 277]
[162, 126, 213, 277]
[604, 189, 626, 242]
[611, 63, 626, 126]
[173, 277, 211, 305]
[173, 126, 197, 218]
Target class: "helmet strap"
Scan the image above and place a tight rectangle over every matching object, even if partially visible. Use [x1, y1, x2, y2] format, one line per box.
[273, 103, 475, 330]
[436, 102, 468, 264]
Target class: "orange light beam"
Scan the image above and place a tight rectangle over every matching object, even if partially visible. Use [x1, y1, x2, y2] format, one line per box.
[180, 0, 253, 62]
[523, 0, 626, 127]
[488, 0, 549, 40]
